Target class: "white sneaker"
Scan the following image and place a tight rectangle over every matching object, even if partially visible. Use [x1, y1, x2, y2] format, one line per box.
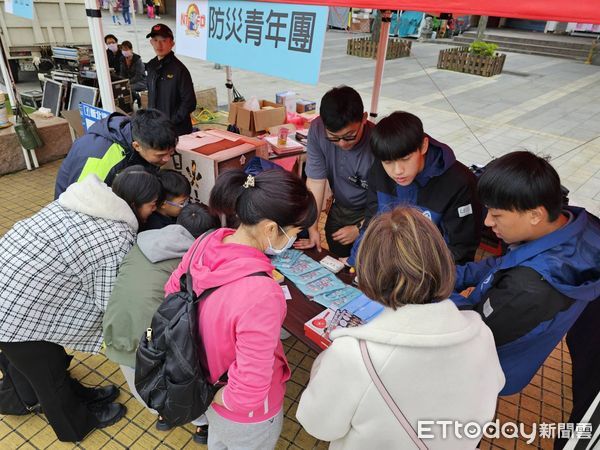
[280, 329, 291, 340]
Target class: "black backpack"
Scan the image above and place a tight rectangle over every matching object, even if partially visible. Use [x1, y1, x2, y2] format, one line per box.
[134, 234, 266, 426]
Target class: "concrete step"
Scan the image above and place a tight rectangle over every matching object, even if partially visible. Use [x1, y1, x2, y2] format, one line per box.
[452, 34, 592, 60]
[453, 36, 590, 58]
[460, 31, 592, 50]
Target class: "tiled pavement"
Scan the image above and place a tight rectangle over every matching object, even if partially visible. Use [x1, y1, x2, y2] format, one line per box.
[0, 158, 578, 450]
[0, 13, 598, 450]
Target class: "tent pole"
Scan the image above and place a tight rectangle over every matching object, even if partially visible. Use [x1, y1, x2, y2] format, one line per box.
[84, 0, 116, 112]
[130, 0, 141, 53]
[369, 10, 391, 119]
[225, 65, 233, 104]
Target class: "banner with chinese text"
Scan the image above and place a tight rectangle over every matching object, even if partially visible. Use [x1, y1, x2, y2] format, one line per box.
[176, 0, 328, 84]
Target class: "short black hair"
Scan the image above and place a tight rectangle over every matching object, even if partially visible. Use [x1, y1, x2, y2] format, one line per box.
[371, 111, 425, 161]
[319, 86, 364, 132]
[112, 165, 161, 213]
[104, 34, 118, 43]
[478, 151, 563, 222]
[177, 203, 220, 238]
[157, 170, 191, 203]
[130, 109, 178, 151]
[209, 169, 317, 231]
[121, 40, 133, 50]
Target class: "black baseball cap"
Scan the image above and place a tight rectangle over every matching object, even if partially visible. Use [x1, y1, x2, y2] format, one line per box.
[146, 23, 174, 39]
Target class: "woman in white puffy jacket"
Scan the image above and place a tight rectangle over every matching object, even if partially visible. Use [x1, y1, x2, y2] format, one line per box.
[297, 207, 505, 450]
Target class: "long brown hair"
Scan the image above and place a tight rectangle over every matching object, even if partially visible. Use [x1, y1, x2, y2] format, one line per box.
[356, 207, 455, 309]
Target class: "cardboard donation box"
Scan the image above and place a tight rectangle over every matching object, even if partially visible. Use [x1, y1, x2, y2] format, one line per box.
[228, 100, 286, 136]
[165, 129, 267, 204]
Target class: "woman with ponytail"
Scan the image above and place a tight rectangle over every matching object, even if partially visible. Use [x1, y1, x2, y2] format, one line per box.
[165, 169, 316, 449]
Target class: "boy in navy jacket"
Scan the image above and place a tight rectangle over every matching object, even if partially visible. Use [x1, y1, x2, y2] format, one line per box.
[452, 151, 600, 396]
[348, 111, 481, 266]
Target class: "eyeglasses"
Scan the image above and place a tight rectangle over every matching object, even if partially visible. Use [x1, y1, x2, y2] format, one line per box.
[165, 198, 190, 208]
[325, 122, 364, 143]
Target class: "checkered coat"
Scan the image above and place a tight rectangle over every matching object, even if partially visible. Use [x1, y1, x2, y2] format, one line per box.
[0, 175, 138, 353]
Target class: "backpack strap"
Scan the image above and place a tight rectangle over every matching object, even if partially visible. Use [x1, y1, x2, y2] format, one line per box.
[359, 340, 428, 450]
[195, 272, 269, 303]
[179, 229, 216, 294]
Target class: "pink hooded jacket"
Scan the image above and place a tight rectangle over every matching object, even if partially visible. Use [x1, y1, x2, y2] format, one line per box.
[164, 228, 290, 423]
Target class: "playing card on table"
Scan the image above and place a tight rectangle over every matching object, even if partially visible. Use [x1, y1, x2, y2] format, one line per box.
[313, 286, 362, 310]
[279, 255, 322, 277]
[270, 249, 302, 269]
[287, 268, 329, 286]
[303, 273, 346, 296]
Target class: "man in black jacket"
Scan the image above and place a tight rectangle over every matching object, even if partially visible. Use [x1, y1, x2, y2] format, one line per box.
[146, 24, 196, 136]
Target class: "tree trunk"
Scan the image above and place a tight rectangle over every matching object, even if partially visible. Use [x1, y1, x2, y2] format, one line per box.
[477, 16, 488, 40]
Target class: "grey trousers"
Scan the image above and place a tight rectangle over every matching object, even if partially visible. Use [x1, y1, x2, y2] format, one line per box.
[206, 406, 283, 450]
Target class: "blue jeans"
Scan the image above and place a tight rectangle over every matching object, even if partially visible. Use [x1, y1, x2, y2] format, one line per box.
[122, 9, 131, 24]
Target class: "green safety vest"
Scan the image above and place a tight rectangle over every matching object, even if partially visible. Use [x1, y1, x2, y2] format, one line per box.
[77, 143, 127, 183]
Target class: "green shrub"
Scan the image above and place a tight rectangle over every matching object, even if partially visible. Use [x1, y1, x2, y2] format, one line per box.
[469, 40, 499, 57]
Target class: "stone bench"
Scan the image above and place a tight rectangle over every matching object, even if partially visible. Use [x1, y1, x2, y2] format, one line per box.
[0, 114, 71, 175]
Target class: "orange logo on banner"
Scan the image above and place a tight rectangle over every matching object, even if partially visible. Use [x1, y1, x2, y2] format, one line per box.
[180, 4, 205, 36]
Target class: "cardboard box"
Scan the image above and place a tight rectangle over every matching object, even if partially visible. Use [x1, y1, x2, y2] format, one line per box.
[304, 309, 334, 350]
[228, 100, 286, 136]
[195, 87, 218, 112]
[296, 99, 316, 114]
[304, 295, 384, 350]
[61, 109, 85, 139]
[164, 129, 266, 204]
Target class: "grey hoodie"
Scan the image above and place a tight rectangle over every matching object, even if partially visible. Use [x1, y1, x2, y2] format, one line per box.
[137, 224, 196, 263]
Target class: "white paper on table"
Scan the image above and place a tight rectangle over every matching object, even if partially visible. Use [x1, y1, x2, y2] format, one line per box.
[281, 285, 292, 300]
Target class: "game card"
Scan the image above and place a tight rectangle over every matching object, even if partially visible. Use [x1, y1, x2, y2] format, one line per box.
[279, 255, 322, 277]
[271, 249, 302, 269]
[302, 273, 346, 296]
[313, 286, 362, 310]
[287, 268, 329, 286]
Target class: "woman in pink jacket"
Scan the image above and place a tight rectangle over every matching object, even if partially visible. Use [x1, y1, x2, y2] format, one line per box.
[165, 169, 316, 449]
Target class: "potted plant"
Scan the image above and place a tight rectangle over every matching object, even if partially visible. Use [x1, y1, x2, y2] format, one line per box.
[437, 40, 506, 77]
[347, 10, 412, 60]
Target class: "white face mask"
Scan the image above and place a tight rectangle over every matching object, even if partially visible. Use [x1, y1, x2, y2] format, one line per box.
[107, 43, 118, 52]
[265, 226, 296, 256]
[122, 50, 132, 58]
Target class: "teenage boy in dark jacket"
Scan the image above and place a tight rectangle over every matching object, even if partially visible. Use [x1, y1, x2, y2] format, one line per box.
[348, 111, 481, 266]
[146, 24, 196, 136]
[451, 151, 600, 396]
[54, 109, 177, 198]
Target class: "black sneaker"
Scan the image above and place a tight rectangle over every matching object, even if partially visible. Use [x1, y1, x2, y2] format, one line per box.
[193, 425, 208, 445]
[92, 403, 127, 429]
[84, 385, 120, 408]
[156, 416, 173, 431]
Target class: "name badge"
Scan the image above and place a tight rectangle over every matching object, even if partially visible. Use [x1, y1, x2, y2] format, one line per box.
[483, 298, 494, 317]
[458, 204, 473, 217]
